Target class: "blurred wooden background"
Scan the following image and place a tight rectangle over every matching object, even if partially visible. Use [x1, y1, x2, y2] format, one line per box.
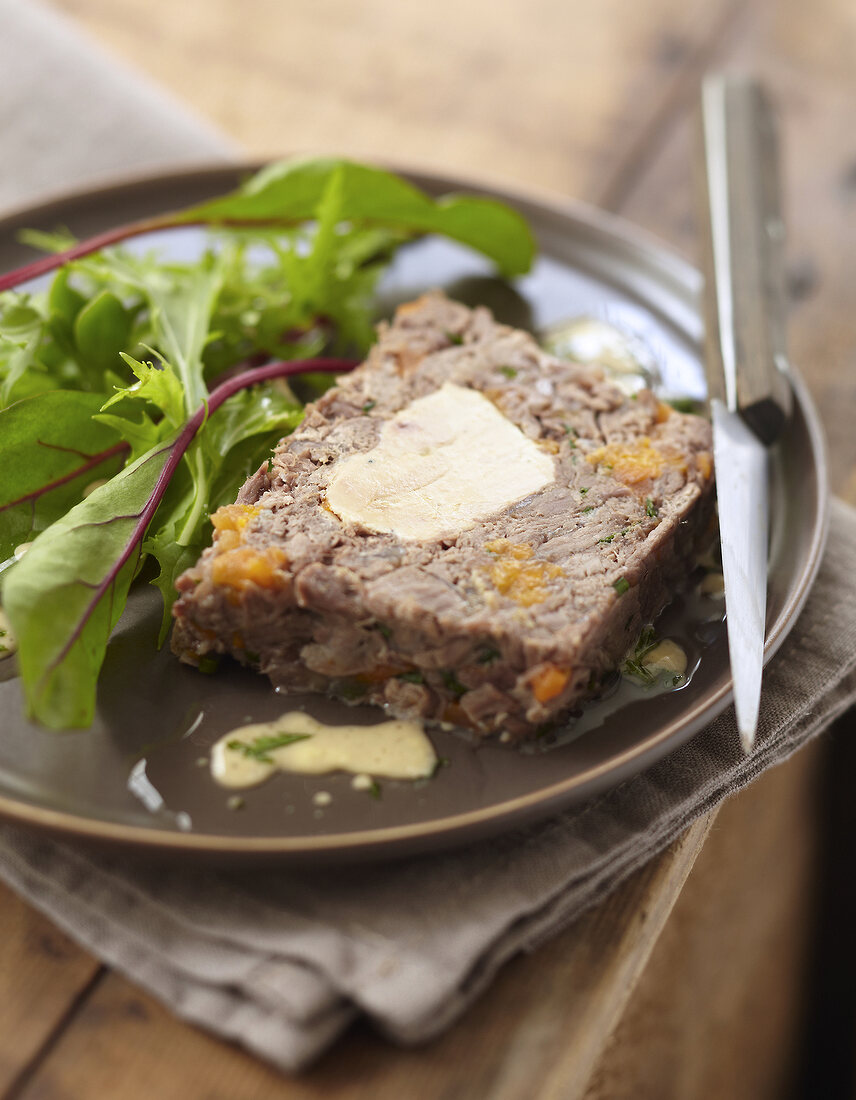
[0, 0, 853, 1095]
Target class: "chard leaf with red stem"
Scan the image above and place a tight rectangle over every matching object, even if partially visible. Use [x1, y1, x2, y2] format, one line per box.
[2, 358, 356, 729]
[0, 157, 535, 293]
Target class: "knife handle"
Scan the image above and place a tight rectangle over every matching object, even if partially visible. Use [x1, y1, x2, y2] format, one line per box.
[697, 75, 792, 445]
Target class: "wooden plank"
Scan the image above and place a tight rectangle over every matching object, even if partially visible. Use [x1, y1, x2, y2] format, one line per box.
[0, 882, 101, 1096]
[51, 0, 742, 201]
[582, 738, 824, 1100]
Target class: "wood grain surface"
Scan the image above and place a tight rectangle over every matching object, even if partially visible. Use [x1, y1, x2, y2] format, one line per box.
[2, 0, 852, 1094]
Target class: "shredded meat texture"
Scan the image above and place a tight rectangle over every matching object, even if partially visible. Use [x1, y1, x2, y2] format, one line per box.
[171, 293, 714, 739]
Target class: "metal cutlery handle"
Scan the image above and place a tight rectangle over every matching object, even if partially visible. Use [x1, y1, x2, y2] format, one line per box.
[697, 74, 792, 445]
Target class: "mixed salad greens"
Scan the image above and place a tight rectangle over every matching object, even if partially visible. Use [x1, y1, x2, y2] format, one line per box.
[0, 158, 535, 729]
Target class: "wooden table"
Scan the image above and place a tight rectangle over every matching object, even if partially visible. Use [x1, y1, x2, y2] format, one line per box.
[2, 0, 854, 1095]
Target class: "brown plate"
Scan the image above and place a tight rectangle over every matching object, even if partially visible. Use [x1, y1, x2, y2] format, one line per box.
[0, 165, 829, 864]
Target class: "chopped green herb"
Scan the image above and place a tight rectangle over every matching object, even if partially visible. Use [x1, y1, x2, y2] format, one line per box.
[597, 534, 615, 544]
[645, 498, 658, 518]
[197, 655, 220, 675]
[227, 731, 312, 764]
[368, 780, 382, 800]
[441, 670, 467, 698]
[667, 397, 699, 414]
[478, 646, 501, 665]
[613, 576, 630, 596]
[431, 755, 451, 776]
[583, 505, 594, 514]
[226, 795, 245, 811]
[579, 486, 589, 495]
[445, 331, 464, 345]
[338, 679, 369, 700]
[563, 423, 578, 447]
[396, 670, 424, 684]
[622, 625, 657, 684]
[362, 399, 376, 413]
[498, 365, 517, 379]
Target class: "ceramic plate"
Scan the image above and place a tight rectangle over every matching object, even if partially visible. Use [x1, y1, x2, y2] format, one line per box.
[0, 166, 828, 864]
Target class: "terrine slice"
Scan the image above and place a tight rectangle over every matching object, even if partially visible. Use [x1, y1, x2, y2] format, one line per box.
[171, 293, 714, 739]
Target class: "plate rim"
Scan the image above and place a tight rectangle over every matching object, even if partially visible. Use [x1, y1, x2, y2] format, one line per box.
[0, 162, 830, 862]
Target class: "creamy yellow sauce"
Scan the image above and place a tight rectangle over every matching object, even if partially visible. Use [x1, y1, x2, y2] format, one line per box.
[210, 712, 437, 790]
[542, 317, 654, 395]
[641, 639, 687, 677]
[0, 609, 16, 659]
[325, 382, 555, 540]
[700, 572, 725, 597]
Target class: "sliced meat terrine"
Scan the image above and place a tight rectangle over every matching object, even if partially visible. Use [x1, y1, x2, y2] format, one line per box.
[171, 293, 714, 739]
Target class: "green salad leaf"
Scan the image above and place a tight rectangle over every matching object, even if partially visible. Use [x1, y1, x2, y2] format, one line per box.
[0, 391, 126, 562]
[4, 438, 179, 727]
[175, 158, 535, 278]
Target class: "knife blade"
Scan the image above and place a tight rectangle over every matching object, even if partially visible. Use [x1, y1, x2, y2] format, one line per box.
[697, 75, 791, 753]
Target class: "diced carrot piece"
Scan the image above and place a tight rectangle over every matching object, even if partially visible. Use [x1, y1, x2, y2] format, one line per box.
[210, 546, 285, 590]
[211, 504, 260, 533]
[530, 663, 570, 703]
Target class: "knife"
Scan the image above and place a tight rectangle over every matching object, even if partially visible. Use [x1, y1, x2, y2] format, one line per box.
[696, 75, 792, 753]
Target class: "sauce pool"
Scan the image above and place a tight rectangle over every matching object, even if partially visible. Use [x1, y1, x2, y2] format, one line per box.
[210, 712, 437, 790]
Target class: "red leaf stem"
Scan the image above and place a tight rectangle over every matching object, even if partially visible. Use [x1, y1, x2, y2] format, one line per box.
[0, 441, 131, 514]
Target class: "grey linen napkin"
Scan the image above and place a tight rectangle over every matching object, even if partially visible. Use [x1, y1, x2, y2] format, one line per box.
[2, 0, 854, 1073]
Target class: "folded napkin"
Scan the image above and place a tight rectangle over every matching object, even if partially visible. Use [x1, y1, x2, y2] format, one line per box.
[2, 0, 854, 1074]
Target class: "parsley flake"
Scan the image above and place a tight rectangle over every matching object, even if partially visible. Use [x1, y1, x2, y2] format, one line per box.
[498, 365, 517, 379]
[442, 670, 467, 698]
[622, 626, 657, 684]
[613, 576, 630, 595]
[227, 732, 313, 764]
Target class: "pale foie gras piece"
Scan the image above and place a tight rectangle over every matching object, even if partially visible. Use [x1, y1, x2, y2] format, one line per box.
[325, 382, 555, 540]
